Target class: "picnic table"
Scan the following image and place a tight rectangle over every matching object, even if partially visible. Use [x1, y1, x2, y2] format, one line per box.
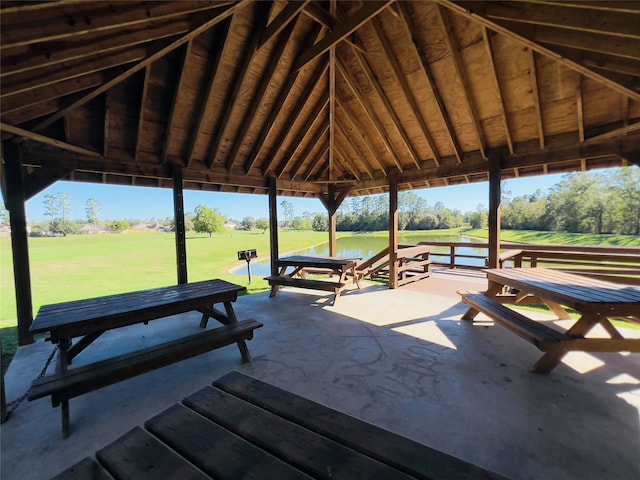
[28, 279, 262, 437]
[53, 371, 507, 480]
[265, 255, 361, 305]
[459, 268, 640, 373]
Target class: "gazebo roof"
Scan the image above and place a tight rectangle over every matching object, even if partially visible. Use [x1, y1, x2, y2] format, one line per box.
[2, 0, 639, 200]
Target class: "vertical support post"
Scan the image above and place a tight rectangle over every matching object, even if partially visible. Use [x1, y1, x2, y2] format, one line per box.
[173, 165, 187, 284]
[388, 176, 399, 289]
[487, 155, 502, 269]
[3, 142, 34, 345]
[328, 185, 337, 257]
[268, 177, 279, 277]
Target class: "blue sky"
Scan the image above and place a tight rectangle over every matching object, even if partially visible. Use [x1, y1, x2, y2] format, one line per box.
[23, 173, 569, 223]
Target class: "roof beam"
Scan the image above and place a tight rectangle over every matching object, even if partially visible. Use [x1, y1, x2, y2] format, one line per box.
[482, 27, 514, 154]
[259, 0, 310, 50]
[371, 16, 435, 167]
[334, 116, 374, 179]
[0, 122, 102, 158]
[433, 4, 486, 159]
[162, 42, 192, 163]
[31, 2, 247, 132]
[527, 49, 545, 149]
[440, 0, 640, 101]
[287, 123, 329, 181]
[303, 140, 330, 181]
[243, 23, 324, 174]
[336, 58, 401, 173]
[206, 1, 272, 169]
[397, 3, 465, 163]
[294, 0, 393, 71]
[0, 1, 232, 50]
[225, 20, 297, 171]
[259, 61, 329, 175]
[480, 1, 640, 40]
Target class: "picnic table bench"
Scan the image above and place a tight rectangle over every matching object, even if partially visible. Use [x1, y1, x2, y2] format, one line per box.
[53, 371, 507, 480]
[266, 255, 361, 305]
[28, 279, 262, 437]
[459, 268, 640, 373]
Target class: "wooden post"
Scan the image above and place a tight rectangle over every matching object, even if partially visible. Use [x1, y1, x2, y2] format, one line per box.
[487, 155, 502, 269]
[389, 176, 399, 289]
[173, 165, 187, 284]
[268, 177, 279, 277]
[3, 142, 34, 345]
[319, 185, 349, 258]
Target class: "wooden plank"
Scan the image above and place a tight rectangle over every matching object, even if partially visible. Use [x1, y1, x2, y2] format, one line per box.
[146, 403, 312, 480]
[213, 371, 508, 480]
[265, 276, 345, 292]
[97, 426, 208, 480]
[183, 385, 417, 480]
[29, 320, 262, 403]
[460, 293, 569, 348]
[51, 457, 113, 480]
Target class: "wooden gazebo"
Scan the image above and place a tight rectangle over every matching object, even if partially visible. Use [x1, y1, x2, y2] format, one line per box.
[2, 1, 639, 346]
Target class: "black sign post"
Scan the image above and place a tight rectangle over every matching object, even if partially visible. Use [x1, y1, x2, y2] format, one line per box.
[237, 249, 258, 284]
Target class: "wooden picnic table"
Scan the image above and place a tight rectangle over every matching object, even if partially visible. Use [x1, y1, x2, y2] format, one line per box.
[265, 255, 361, 305]
[53, 371, 507, 480]
[460, 268, 640, 373]
[28, 279, 262, 437]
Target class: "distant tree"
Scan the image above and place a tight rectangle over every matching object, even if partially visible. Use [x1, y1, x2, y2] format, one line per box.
[185, 213, 195, 232]
[241, 216, 256, 231]
[194, 205, 225, 237]
[291, 217, 312, 230]
[255, 218, 269, 234]
[111, 220, 130, 232]
[312, 213, 328, 231]
[43, 192, 73, 235]
[280, 200, 294, 228]
[85, 198, 102, 234]
[0, 201, 9, 225]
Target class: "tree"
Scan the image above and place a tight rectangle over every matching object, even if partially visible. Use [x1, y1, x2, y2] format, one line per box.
[0, 201, 8, 226]
[255, 218, 269, 234]
[280, 200, 294, 228]
[85, 198, 102, 234]
[312, 213, 328, 231]
[111, 220, 130, 232]
[44, 192, 74, 236]
[241, 216, 256, 231]
[194, 205, 225, 237]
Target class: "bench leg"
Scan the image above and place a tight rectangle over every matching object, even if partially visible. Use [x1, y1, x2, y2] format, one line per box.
[223, 302, 251, 363]
[57, 338, 72, 438]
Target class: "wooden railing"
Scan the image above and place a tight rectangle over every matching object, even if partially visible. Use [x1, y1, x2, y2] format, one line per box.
[416, 241, 640, 285]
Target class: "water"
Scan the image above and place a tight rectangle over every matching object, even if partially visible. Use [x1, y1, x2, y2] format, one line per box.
[237, 234, 486, 277]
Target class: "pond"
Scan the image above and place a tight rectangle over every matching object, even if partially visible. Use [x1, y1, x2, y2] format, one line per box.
[235, 234, 486, 277]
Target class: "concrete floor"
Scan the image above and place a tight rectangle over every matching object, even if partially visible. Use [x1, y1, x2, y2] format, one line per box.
[1, 268, 639, 480]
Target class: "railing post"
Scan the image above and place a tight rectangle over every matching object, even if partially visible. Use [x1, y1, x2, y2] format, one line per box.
[450, 246, 455, 269]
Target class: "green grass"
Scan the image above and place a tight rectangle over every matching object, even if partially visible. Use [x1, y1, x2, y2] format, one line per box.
[463, 229, 640, 247]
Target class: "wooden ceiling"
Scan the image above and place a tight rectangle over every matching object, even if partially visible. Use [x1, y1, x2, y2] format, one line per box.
[2, 0, 639, 201]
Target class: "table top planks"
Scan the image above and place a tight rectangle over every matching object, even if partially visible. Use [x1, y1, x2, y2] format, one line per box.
[30, 279, 245, 338]
[277, 255, 359, 269]
[485, 268, 640, 313]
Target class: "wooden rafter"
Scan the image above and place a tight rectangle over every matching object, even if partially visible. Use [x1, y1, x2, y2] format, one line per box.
[243, 23, 324, 174]
[103, 90, 110, 158]
[273, 96, 329, 179]
[397, 3, 463, 164]
[259, 0, 310, 50]
[336, 57, 401, 173]
[260, 62, 329, 175]
[185, 18, 232, 167]
[1, 21, 189, 78]
[527, 49, 545, 149]
[482, 26, 514, 155]
[0, 122, 102, 157]
[303, 140, 330, 181]
[577, 78, 585, 143]
[0, 1, 231, 49]
[226, 20, 297, 171]
[334, 147, 360, 180]
[371, 16, 434, 168]
[162, 42, 193, 163]
[134, 66, 150, 163]
[434, 4, 486, 159]
[335, 96, 386, 175]
[31, 3, 247, 132]
[441, 0, 640, 101]
[287, 123, 329, 181]
[294, 0, 393, 71]
[206, 2, 272, 169]
[335, 116, 374, 179]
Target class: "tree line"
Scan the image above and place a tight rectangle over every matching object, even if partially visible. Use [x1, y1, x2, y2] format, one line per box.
[1, 167, 636, 236]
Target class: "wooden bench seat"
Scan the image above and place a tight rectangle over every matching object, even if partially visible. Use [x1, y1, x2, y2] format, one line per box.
[29, 319, 262, 406]
[459, 292, 569, 350]
[265, 275, 346, 292]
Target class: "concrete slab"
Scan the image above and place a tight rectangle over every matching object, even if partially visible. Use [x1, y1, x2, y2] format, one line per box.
[1, 271, 639, 480]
